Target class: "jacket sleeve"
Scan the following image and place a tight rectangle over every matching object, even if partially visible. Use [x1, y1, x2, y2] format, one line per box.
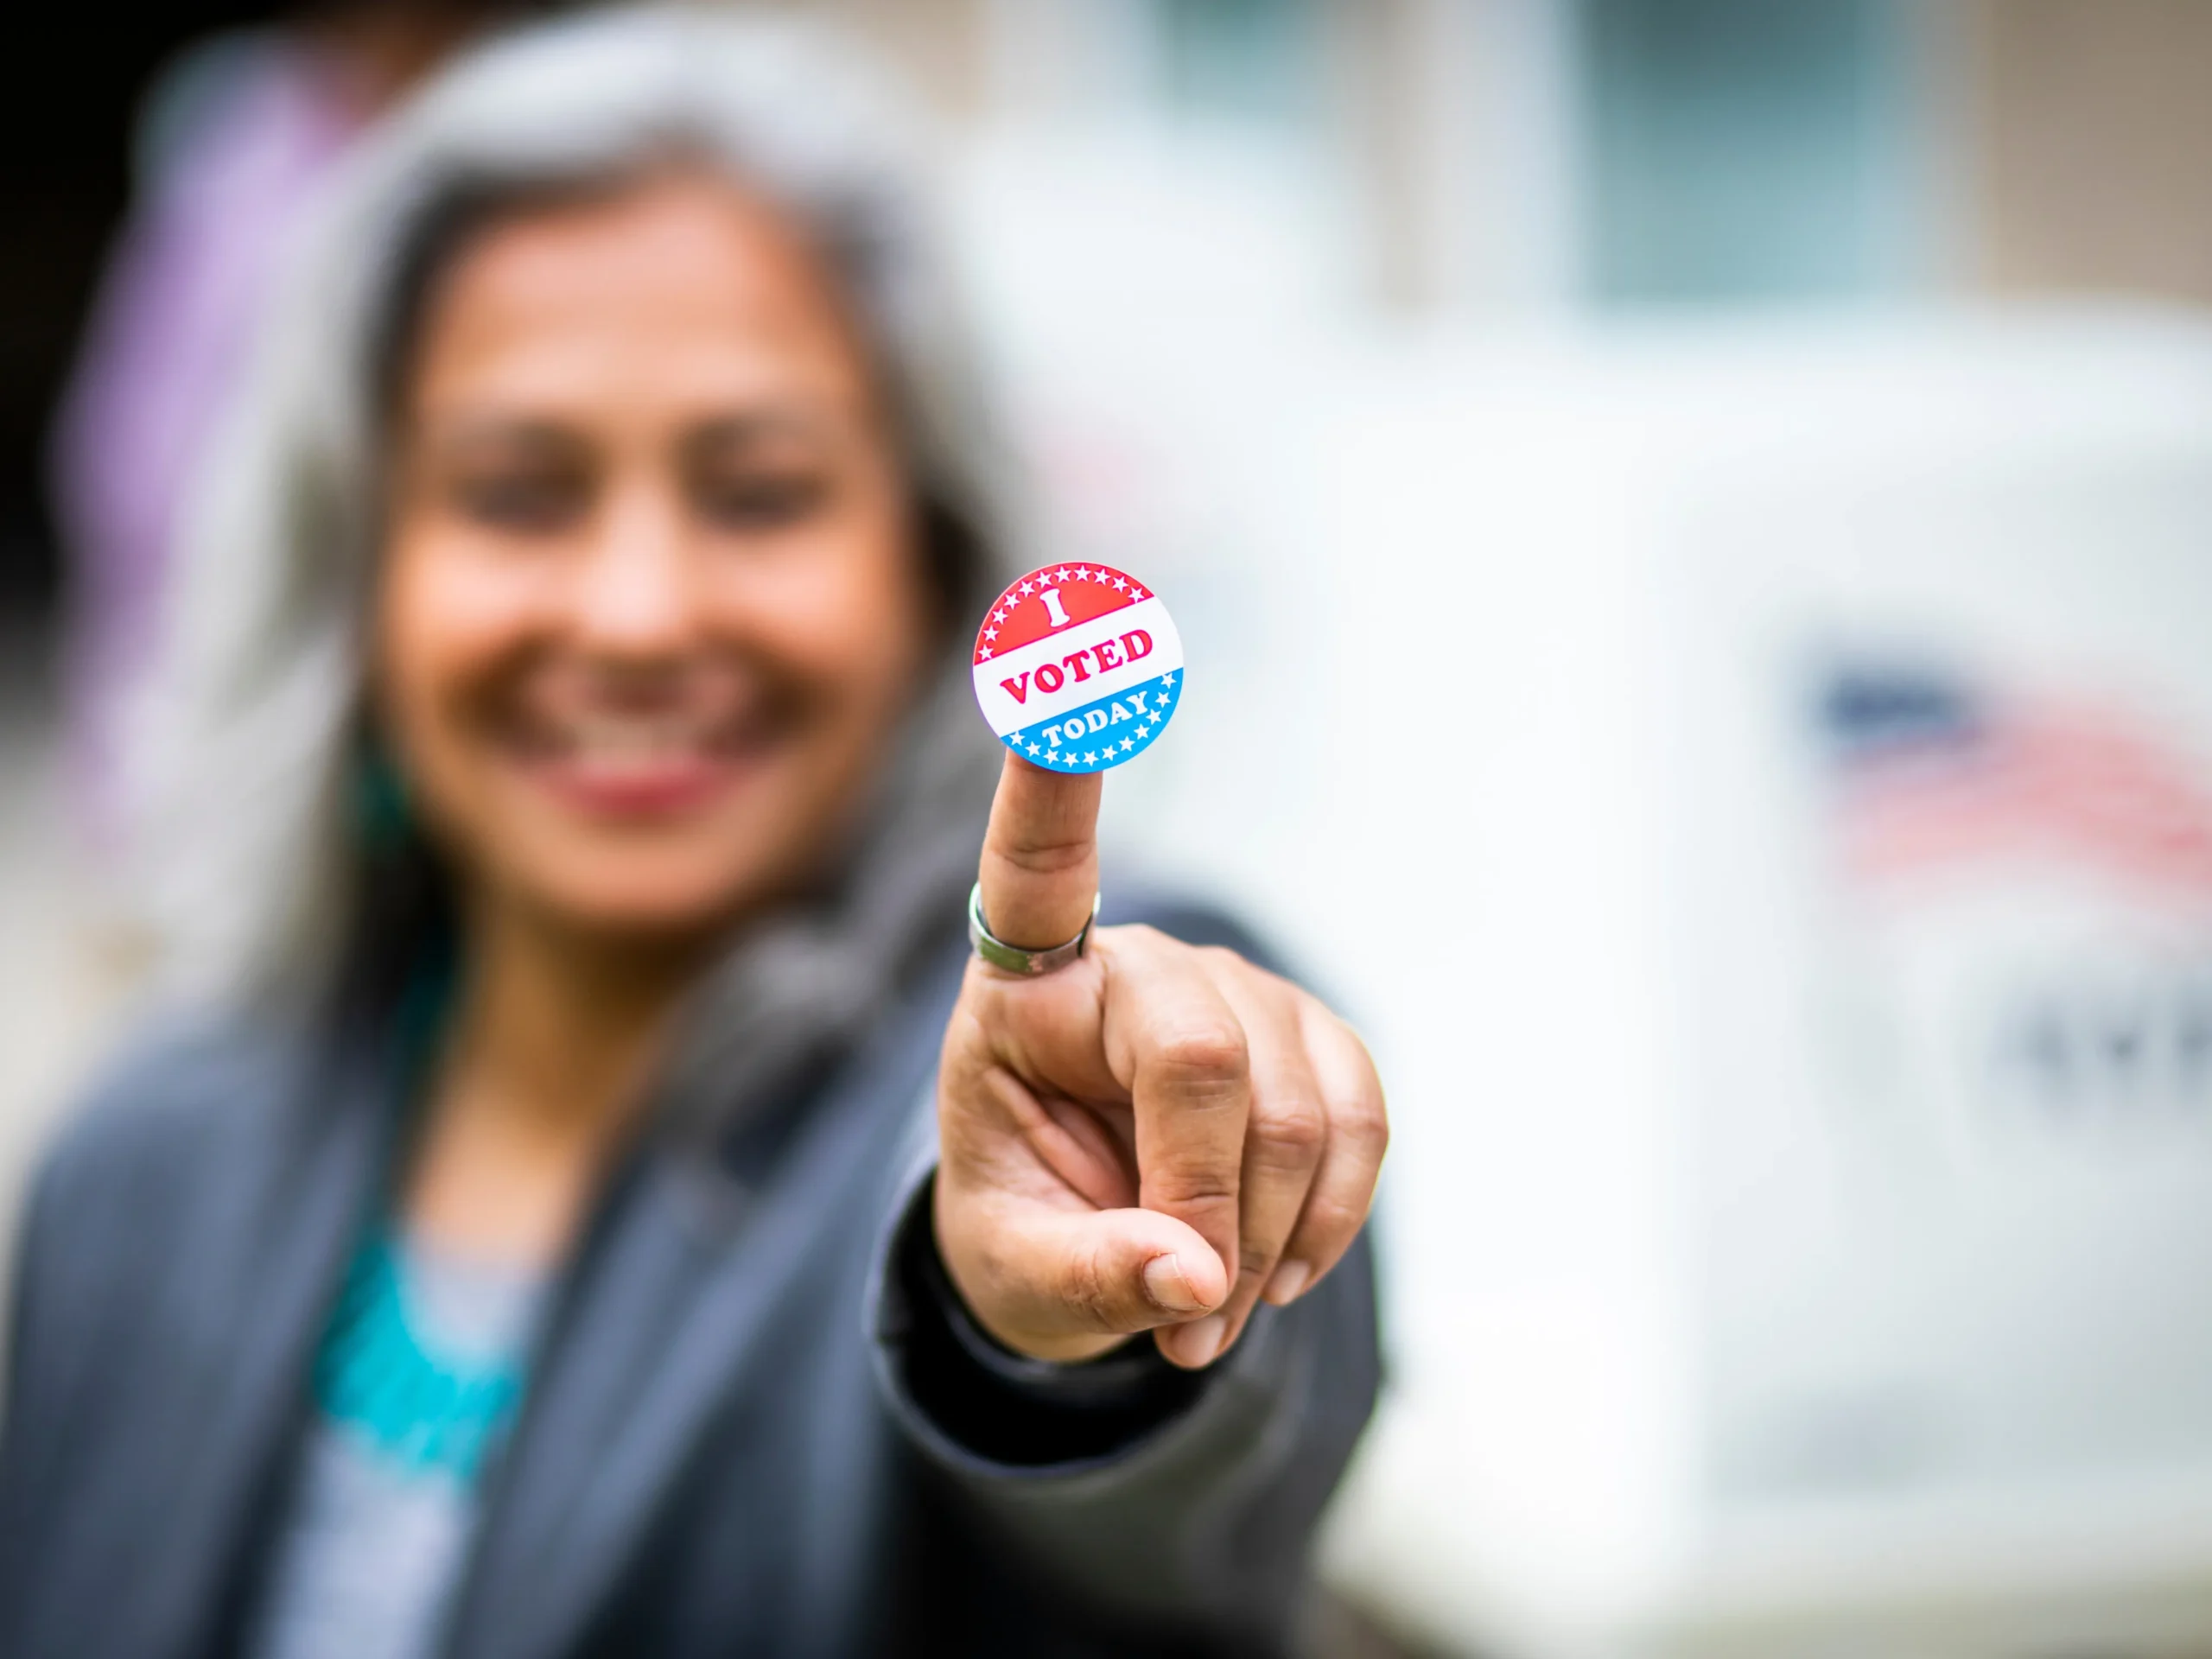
[866, 1122, 1383, 1648]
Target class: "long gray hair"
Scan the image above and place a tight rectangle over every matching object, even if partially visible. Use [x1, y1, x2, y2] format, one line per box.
[139, 9, 1016, 1116]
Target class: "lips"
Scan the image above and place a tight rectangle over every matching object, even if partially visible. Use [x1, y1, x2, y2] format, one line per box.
[512, 706, 775, 819]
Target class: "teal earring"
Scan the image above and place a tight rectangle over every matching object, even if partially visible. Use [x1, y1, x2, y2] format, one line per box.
[356, 740, 414, 853]
[354, 734, 461, 1055]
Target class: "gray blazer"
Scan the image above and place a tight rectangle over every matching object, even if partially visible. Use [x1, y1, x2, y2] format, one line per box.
[0, 906, 1379, 1658]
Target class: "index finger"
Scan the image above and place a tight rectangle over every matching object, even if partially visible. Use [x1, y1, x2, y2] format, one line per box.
[1094, 925, 1251, 1301]
[977, 751, 1100, 950]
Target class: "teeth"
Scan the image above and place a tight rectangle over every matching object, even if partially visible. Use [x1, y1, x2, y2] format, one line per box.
[564, 719, 712, 765]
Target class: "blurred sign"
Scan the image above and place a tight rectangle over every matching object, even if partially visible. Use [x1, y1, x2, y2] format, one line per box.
[1669, 392, 2212, 1636]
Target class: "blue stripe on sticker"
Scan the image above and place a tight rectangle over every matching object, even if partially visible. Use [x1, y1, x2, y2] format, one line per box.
[1000, 671, 1181, 773]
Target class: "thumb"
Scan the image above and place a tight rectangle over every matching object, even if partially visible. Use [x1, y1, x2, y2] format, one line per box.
[939, 1194, 1232, 1362]
[977, 751, 1100, 950]
[1001, 1205, 1231, 1349]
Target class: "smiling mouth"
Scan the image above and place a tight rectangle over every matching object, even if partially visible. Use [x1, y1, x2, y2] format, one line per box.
[512, 709, 781, 817]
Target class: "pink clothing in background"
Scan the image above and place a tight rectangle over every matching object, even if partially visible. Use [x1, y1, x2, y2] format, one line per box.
[51, 35, 366, 850]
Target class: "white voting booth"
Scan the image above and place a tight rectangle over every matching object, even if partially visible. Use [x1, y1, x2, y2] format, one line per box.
[1291, 320, 2212, 1657]
[1019, 313, 2212, 1656]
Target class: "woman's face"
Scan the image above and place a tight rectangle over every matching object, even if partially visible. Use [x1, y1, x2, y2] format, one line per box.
[378, 172, 932, 945]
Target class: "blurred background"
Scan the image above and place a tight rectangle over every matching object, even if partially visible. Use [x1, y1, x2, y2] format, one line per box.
[6, 2, 2212, 1654]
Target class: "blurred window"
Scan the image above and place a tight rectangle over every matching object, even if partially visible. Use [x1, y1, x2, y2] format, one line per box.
[1576, 0, 1921, 303]
[1151, 0, 1323, 128]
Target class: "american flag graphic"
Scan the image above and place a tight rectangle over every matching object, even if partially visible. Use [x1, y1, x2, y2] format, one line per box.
[1817, 666, 2212, 902]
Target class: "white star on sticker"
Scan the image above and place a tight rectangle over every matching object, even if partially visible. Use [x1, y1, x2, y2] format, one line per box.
[1129, 588, 1147, 601]
[1121, 738, 1135, 751]
[1072, 567, 1090, 582]
[978, 647, 993, 658]
[983, 628, 997, 640]
[1027, 742, 1041, 756]
[1055, 568, 1071, 582]
[1112, 577, 1128, 591]
[993, 609, 1007, 624]
[1160, 672, 1176, 686]
[1019, 581, 1034, 594]
[1084, 751, 1097, 764]
[1046, 749, 1061, 763]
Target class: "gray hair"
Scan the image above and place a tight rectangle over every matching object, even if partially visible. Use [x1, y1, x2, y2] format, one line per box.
[140, 8, 1017, 1058]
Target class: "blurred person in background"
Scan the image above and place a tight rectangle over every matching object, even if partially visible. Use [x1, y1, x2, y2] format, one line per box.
[0, 12, 1384, 1659]
[49, 0, 529, 861]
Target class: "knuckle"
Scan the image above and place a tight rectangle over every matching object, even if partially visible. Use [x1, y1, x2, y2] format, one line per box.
[1144, 1167, 1240, 1213]
[1155, 1022, 1249, 1091]
[1234, 1236, 1282, 1287]
[996, 835, 1090, 880]
[1307, 1186, 1378, 1245]
[1351, 1098, 1391, 1160]
[1253, 1096, 1328, 1161]
[1063, 1243, 1122, 1331]
[1230, 1256, 1282, 1292]
[1334, 1083, 1389, 1154]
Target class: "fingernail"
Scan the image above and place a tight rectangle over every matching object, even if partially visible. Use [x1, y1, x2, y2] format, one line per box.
[1262, 1261, 1313, 1306]
[1161, 1313, 1226, 1368]
[1142, 1253, 1205, 1313]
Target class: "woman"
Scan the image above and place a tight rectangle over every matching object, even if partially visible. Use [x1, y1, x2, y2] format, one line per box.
[0, 14, 1385, 1658]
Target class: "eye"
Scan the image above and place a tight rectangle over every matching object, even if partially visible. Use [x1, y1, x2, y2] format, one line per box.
[692, 469, 831, 532]
[450, 467, 587, 534]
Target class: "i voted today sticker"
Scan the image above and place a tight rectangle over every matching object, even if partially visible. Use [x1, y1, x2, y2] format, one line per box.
[971, 563, 1183, 774]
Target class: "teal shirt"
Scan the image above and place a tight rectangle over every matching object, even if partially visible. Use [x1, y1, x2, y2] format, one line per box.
[251, 1231, 544, 1659]
[314, 1236, 531, 1480]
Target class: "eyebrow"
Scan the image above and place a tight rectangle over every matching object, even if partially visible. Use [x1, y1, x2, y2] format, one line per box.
[681, 410, 844, 454]
[410, 406, 846, 456]
[410, 416, 592, 458]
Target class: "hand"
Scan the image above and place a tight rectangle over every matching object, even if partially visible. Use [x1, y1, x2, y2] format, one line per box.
[932, 753, 1387, 1370]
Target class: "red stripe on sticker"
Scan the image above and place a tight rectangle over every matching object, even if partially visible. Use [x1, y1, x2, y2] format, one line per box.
[974, 564, 1148, 664]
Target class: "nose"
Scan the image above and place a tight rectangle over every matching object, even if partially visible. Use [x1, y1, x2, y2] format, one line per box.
[569, 481, 703, 659]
